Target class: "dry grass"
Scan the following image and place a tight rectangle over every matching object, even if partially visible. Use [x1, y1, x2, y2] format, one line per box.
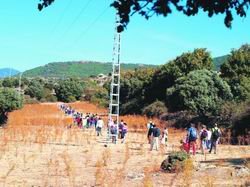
[69, 101, 107, 114]
[181, 158, 194, 187]
[203, 175, 216, 187]
[0, 102, 248, 186]
[121, 115, 165, 132]
[95, 158, 106, 186]
[143, 167, 153, 187]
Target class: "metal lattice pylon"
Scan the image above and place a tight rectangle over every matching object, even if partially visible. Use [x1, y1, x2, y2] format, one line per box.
[107, 13, 121, 143]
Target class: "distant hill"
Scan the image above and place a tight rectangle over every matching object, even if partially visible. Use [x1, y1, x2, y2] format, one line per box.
[0, 68, 20, 78]
[213, 55, 228, 71]
[22, 61, 157, 78]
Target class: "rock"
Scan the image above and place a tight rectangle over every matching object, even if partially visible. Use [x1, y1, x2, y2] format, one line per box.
[127, 172, 145, 180]
[234, 166, 250, 177]
[206, 165, 217, 169]
[152, 173, 160, 177]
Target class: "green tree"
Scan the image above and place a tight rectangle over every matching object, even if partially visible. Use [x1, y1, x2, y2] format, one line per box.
[221, 44, 250, 101]
[38, 1, 250, 31]
[120, 68, 155, 114]
[166, 69, 233, 116]
[146, 48, 213, 101]
[0, 88, 23, 125]
[83, 80, 109, 107]
[221, 44, 250, 78]
[55, 79, 84, 102]
[25, 81, 44, 100]
[2, 78, 19, 88]
[142, 100, 167, 117]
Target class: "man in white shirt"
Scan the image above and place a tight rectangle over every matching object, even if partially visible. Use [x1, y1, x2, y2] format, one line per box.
[206, 128, 212, 149]
[96, 117, 104, 136]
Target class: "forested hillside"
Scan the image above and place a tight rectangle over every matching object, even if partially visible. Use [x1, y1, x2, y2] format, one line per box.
[0, 68, 20, 78]
[213, 55, 228, 70]
[22, 61, 156, 78]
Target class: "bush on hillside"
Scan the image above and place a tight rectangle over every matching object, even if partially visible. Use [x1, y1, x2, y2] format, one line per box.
[24, 95, 40, 104]
[25, 81, 44, 100]
[0, 88, 23, 125]
[142, 101, 167, 117]
[55, 79, 84, 102]
[221, 44, 250, 102]
[166, 69, 233, 116]
[161, 151, 189, 172]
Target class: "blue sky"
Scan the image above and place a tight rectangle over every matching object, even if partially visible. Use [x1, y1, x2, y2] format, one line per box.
[0, 0, 249, 71]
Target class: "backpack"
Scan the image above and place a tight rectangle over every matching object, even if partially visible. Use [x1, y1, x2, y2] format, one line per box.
[212, 128, 220, 140]
[122, 126, 128, 133]
[154, 128, 161, 137]
[189, 127, 197, 141]
[200, 130, 208, 140]
[149, 123, 154, 129]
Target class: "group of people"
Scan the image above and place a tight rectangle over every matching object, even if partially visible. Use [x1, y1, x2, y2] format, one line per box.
[59, 104, 105, 136]
[108, 119, 128, 144]
[59, 103, 223, 153]
[59, 104, 128, 143]
[147, 121, 168, 151]
[182, 123, 222, 155]
[146, 120, 222, 155]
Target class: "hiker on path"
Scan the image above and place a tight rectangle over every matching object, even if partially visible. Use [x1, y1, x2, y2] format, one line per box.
[187, 123, 198, 155]
[150, 124, 161, 151]
[161, 127, 168, 146]
[121, 122, 128, 143]
[96, 117, 104, 136]
[209, 123, 221, 154]
[119, 120, 124, 139]
[181, 134, 189, 152]
[199, 125, 208, 155]
[147, 121, 154, 144]
[111, 120, 118, 143]
[206, 128, 212, 149]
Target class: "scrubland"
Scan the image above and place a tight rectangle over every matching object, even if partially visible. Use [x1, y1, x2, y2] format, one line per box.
[0, 102, 249, 186]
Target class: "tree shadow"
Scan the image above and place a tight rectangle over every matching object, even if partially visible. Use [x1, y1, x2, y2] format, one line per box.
[200, 157, 250, 166]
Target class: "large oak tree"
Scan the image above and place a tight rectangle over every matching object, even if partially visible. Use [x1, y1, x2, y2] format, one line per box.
[38, 0, 250, 31]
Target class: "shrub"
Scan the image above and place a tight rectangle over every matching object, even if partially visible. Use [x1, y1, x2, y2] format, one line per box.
[142, 101, 167, 117]
[0, 88, 23, 124]
[24, 95, 40, 104]
[161, 151, 189, 172]
[166, 69, 233, 116]
[45, 94, 58, 102]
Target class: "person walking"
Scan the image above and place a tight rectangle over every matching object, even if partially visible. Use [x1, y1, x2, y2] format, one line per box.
[209, 123, 221, 154]
[150, 124, 161, 151]
[161, 127, 168, 146]
[199, 125, 208, 155]
[206, 128, 212, 150]
[187, 123, 198, 155]
[119, 120, 124, 139]
[147, 121, 154, 144]
[96, 117, 104, 136]
[111, 120, 118, 144]
[121, 123, 128, 143]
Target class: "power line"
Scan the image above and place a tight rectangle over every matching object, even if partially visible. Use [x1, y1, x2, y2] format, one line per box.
[62, 0, 93, 36]
[50, 0, 73, 34]
[72, 5, 110, 46]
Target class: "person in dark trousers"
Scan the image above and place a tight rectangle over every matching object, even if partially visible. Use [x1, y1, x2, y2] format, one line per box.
[199, 125, 208, 155]
[209, 123, 221, 154]
[147, 121, 154, 144]
[119, 120, 124, 139]
[150, 124, 161, 151]
[121, 123, 128, 143]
